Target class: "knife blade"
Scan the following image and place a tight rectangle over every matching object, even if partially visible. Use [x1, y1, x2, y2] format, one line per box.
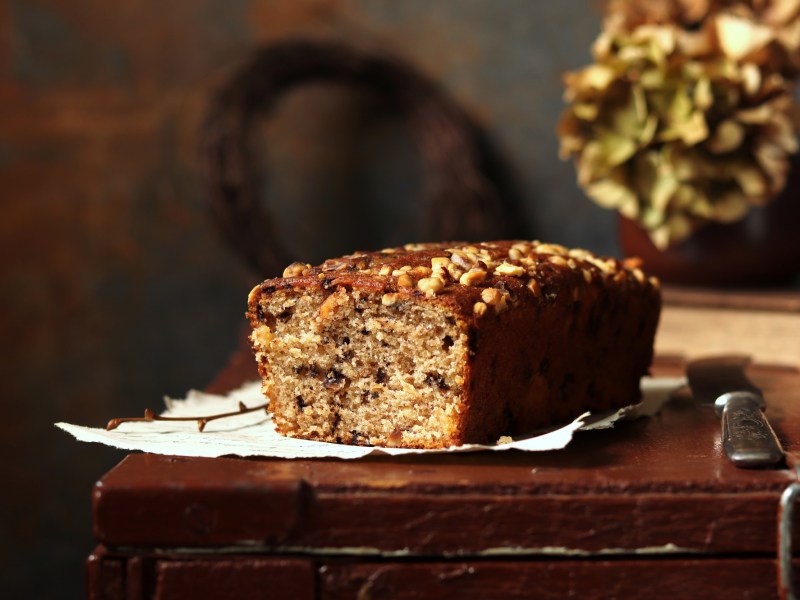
[686, 355, 785, 469]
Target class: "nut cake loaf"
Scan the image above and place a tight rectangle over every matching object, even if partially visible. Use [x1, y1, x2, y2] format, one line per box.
[247, 241, 661, 448]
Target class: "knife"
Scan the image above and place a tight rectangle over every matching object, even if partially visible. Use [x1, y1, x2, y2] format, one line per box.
[686, 356, 785, 469]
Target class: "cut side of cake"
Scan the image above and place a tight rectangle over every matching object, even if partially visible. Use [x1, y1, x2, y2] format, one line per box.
[247, 241, 661, 449]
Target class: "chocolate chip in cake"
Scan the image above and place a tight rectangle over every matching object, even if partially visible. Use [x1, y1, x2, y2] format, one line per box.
[424, 372, 450, 391]
[324, 369, 347, 390]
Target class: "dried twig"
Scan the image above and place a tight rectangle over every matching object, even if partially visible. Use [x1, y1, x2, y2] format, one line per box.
[106, 401, 269, 432]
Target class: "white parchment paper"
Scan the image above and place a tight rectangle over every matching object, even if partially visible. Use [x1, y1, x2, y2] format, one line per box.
[56, 377, 684, 459]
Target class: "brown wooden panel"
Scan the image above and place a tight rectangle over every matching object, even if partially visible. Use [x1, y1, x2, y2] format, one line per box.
[93, 462, 782, 554]
[299, 492, 781, 555]
[320, 559, 795, 600]
[154, 558, 315, 600]
[86, 550, 125, 600]
[86, 547, 316, 600]
[93, 461, 308, 547]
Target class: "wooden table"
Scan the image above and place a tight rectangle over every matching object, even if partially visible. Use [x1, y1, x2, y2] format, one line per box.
[87, 349, 800, 599]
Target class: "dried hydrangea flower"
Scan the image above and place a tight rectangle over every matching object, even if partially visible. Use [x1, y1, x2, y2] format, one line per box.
[604, 0, 800, 75]
[559, 2, 800, 247]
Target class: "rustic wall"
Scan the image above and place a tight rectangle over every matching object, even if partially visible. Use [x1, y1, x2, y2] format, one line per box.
[0, 1, 609, 596]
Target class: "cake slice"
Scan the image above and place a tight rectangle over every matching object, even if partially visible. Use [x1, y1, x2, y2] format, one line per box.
[246, 241, 661, 448]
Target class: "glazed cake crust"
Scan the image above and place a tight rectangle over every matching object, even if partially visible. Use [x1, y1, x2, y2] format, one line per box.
[247, 241, 661, 448]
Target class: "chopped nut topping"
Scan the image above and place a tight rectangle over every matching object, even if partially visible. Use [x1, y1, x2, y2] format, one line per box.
[319, 292, 342, 320]
[431, 257, 451, 270]
[587, 256, 616, 274]
[459, 269, 487, 286]
[568, 248, 592, 260]
[322, 261, 348, 272]
[411, 266, 433, 277]
[391, 266, 412, 277]
[282, 262, 310, 278]
[494, 262, 526, 277]
[602, 261, 617, 274]
[449, 250, 473, 269]
[473, 301, 488, 316]
[417, 276, 445, 296]
[381, 293, 399, 306]
[481, 287, 501, 304]
[247, 284, 262, 305]
[431, 257, 453, 281]
[537, 243, 568, 255]
[276, 244, 636, 322]
[446, 263, 464, 281]
[481, 287, 509, 313]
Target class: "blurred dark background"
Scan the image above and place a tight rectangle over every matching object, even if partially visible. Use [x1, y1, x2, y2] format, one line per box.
[0, 1, 614, 597]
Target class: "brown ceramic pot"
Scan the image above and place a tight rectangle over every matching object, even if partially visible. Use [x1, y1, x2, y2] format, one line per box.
[618, 162, 800, 287]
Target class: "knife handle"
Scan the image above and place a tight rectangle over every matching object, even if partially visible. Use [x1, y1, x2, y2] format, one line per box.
[721, 391, 785, 468]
